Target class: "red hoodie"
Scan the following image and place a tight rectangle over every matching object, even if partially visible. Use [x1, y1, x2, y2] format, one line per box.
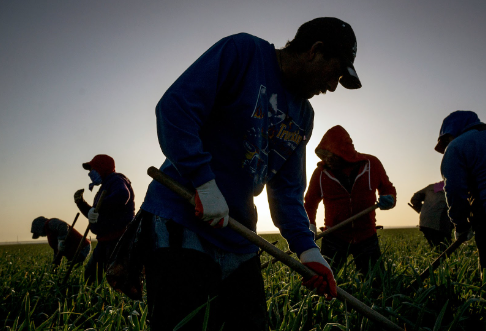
[304, 126, 396, 243]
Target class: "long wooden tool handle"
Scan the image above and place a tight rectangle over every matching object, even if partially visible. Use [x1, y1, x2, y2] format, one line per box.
[315, 204, 379, 240]
[61, 190, 107, 286]
[147, 166, 404, 331]
[262, 204, 378, 269]
[408, 237, 465, 291]
[54, 213, 80, 264]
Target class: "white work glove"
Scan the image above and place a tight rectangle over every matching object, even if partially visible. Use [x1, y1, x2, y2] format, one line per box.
[454, 225, 474, 241]
[57, 240, 66, 252]
[194, 179, 229, 228]
[88, 207, 99, 224]
[299, 248, 337, 299]
[309, 224, 317, 240]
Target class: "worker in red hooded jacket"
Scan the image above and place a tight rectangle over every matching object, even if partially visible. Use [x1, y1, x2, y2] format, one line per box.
[304, 125, 396, 276]
[74, 154, 135, 283]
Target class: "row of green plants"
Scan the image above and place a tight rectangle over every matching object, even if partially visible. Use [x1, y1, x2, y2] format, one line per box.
[1, 228, 485, 330]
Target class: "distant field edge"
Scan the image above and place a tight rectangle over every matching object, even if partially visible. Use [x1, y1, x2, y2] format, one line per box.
[2, 227, 418, 245]
[258, 226, 418, 235]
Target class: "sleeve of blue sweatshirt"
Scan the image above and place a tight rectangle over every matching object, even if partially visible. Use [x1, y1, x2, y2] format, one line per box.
[441, 142, 470, 227]
[155, 36, 242, 188]
[267, 131, 318, 257]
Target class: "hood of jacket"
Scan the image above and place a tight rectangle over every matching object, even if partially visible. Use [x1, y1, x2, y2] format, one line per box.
[435, 111, 483, 153]
[315, 125, 367, 164]
[438, 110, 482, 139]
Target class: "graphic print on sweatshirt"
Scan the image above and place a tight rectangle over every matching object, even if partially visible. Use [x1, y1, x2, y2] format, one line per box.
[242, 85, 305, 194]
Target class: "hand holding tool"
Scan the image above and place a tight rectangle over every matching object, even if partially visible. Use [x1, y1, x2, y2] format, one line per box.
[88, 208, 99, 224]
[61, 190, 107, 286]
[53, 213, 80, 267]
[300, 247, 337, 298]
[147, 166, 404, 331]
[195, 179, 229, 228]
[377, 195, 395, 210]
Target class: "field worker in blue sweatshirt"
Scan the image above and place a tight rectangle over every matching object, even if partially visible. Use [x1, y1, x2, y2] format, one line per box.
[139, 17, 362, 331]
[435, 111, 486, 280]
[74, 154, 135, 284]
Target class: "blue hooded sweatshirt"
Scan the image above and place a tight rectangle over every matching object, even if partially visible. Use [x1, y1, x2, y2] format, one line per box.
[142, 33, 317, 255]
[439, 111, 486, 227]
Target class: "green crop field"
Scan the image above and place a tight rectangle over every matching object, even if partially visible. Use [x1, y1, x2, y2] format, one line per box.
[1, 228, 485, 330]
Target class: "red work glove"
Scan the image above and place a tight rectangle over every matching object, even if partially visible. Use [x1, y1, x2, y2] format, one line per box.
[195, 179, 229, 228]
[300, 248, 337, 299]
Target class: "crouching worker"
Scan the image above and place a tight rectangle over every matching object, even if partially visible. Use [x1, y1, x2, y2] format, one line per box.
[410, 181, 452, 249]
[31, 216, 91, 266]
[74, 154, 135, 284]
[304, 125, 396, 276]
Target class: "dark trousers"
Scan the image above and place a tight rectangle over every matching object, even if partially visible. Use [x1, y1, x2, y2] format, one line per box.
[419, 226, 452, 250]
[471, 219, 486, 275]
[320, 233, 381, 276]
[84, 240, 118, 284]
[145, 248, 268, 331]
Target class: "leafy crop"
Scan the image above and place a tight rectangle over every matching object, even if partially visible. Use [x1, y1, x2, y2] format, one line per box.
[1, 228, 485, 330]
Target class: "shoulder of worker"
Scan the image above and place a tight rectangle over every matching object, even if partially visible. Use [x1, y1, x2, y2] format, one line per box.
[48, 218, 67, 226]
[357, 153, 383, 167]
[214, 33, 272, 56]
[224, 32, 268, 45]
[102, 172, 132, 188]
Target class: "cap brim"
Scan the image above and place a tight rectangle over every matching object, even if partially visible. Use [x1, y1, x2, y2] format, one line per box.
[435, 134, 454, 154]
[434, 139, 447, 154]
[82, 162, 91, 170]
[339, 63, 362, 89]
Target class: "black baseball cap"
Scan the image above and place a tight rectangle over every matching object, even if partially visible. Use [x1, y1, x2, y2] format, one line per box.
[293, 17, 361, 89]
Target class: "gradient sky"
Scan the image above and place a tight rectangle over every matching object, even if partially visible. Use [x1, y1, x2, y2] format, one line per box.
[1, 0, 485, 242]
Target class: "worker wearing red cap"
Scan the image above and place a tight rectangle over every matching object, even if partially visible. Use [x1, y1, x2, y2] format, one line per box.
[74, 154, 135, 283]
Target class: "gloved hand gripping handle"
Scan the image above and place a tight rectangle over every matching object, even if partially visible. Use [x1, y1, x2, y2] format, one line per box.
[147, 166, 404, 331]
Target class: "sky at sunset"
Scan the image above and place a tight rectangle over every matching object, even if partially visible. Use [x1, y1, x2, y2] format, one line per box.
[1, 0, 485, 243]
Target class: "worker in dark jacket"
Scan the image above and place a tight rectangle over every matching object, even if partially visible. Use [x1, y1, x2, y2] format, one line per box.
[139, 17, 362, 330]
[74, 154, 135, 283]
[410, 181, 452, 249]
[31, 216, 91, 266]
[435, 110, 486, 279]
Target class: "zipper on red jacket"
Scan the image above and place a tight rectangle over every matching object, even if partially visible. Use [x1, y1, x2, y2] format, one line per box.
[323, 161, 370, 244]
[323, 169, 353, 228]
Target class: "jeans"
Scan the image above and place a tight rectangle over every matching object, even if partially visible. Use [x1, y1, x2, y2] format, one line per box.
[471, 217, 486, 278]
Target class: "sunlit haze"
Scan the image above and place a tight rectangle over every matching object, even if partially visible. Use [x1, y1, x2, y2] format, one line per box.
[1, 0, 485, 242]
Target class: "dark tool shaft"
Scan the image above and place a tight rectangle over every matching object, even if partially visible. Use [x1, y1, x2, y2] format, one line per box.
[53, 213, 80, 265]
[408, 237, 465, 292]
[261, 204, 378, 269]
[61, 190, 107, 286]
